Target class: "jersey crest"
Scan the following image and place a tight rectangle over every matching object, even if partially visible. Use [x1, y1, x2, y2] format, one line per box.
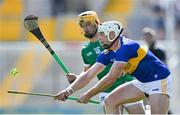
[93, 46, 101, 54]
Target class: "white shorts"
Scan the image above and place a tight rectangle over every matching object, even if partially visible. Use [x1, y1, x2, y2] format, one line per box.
[131, 76, 172, 97]
[99, 92, 108, 102]
[98, 92, 144, 107]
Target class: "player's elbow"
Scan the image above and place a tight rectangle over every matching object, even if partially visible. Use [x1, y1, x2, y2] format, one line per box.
[108, 72, 120, 83]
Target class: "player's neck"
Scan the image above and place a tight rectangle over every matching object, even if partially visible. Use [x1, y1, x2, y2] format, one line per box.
[89, 35, 98, 43]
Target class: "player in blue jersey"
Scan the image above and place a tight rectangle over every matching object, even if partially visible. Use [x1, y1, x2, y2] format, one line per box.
[55, 21, 172, 114]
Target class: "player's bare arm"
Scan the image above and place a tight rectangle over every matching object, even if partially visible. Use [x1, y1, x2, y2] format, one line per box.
[78, 61, 127, 104]
[83, 64, 91, 72]
[54, 62, 105, 101]
[67, 64, 91, 84]
[70, 63, 104, 91]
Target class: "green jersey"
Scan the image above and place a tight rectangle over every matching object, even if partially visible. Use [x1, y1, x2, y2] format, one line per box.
[81, 40, 134, 93]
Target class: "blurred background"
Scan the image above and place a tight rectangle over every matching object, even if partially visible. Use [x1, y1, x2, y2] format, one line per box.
[0, 0, 180, 114]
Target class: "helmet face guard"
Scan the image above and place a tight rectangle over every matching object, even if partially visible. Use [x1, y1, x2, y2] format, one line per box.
[98, 21, 123, 49]
[77, 11, 100, 38]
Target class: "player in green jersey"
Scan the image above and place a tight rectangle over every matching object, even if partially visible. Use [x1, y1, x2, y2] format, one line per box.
[66, 11, 145, 114]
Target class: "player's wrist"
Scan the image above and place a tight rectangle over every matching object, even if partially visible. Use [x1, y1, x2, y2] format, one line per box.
[66, 86, 74, 95]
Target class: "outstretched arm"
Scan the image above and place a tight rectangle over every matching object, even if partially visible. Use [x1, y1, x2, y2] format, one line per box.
[70, 63, 104, 91]
[54, 62, 105, 101]
[78, 61, 127, 103]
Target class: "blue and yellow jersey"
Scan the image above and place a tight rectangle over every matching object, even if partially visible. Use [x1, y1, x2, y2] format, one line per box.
[96, 36, 170, 82]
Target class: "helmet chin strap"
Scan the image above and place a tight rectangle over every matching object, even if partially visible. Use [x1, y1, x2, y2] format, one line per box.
[104, 29, 123, 50]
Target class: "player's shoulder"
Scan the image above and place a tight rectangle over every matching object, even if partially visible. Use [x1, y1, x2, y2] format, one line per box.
[81, 42, 90, 51]
[96, 50, 109, 62]
[120, 37, 139, 50]
[98, 50, 115, 60]
[97, 50, 107, 58]
[82, 42, 90, 49]
[121, 36, 139, 46]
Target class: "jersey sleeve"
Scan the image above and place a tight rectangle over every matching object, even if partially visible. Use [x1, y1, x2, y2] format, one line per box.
[115, 45, 135, 62]
[96, 52, 110, 65]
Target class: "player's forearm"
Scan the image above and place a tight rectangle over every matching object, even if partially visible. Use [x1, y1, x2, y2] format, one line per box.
[87, 74, 117, 97]
[69, 72, 93, 92]
[66, 63, 104, 94]
[86, 63, 124, 97]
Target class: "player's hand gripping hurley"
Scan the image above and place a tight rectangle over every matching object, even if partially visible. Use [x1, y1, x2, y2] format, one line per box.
[24, 15, 69, 75]
[7, 90, 100, 104]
